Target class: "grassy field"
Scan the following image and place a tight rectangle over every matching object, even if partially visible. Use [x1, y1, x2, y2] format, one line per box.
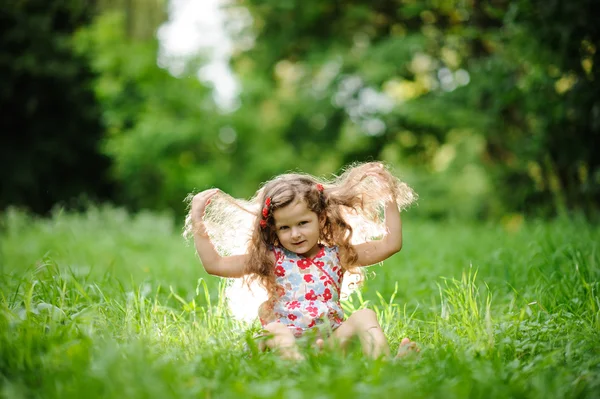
[1, 206, 599, 398]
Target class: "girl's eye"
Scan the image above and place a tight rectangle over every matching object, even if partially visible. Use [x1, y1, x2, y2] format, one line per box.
[299, 221, 308, 226]
[279, 226, 288, 231]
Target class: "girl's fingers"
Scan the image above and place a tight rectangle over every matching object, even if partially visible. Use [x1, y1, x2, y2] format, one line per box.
[204, 189, 220, 206]
[195, 188, 219, 202]
[193, 189, 220, 213]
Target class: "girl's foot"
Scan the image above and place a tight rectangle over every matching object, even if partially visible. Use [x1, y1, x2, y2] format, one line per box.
[279, 346, 305, 361]
[315, 338, 325, 350]
[395, 337, 419, 359]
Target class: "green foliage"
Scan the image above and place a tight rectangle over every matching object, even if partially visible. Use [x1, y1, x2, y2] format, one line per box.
[0, 0, 113, 214]
[1, 208, 599, 397]
[96, 0, 167, 40]
[223, 0, 600, 218]
[2, 0, 599, 221]
[505, 0, 600, 215]
[73, 13, 235, 214]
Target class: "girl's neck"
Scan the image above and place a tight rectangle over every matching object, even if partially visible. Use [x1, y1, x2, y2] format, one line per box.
[280, 243, 324, 259]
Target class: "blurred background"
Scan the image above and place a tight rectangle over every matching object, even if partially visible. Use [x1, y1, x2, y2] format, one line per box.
[1, 0, 599, 222]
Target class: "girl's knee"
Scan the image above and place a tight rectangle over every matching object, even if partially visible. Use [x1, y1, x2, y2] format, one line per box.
[349, 309, 385, 335]
[352, 308, 379, 324]
[262, 322, 295, 344]
[263, 322, 288, 334]
[261, 322, 303, 360]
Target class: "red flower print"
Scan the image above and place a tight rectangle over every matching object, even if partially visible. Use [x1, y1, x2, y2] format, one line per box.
[323, 288, 332, 301]
[288, 314, 297, 321]
[315, 261, 324, 267]
[314, 247, 325, 259]
[297, 259, 311, 270]
[305, 290, 318, 301]
[320, 275, 330, 287]
[307, 320, 316, 328]
[275, 266, 285, 277]
[306, 306, 319, 317]
[303, 274, 314, 283]
[287, 301, 300, 310]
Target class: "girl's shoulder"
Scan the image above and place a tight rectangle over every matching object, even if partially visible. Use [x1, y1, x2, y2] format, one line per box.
[323, 245, 341, 262]
[269, 245, 282, 259]
[271, 245, 294, 259]
[322, 245, 339, 255]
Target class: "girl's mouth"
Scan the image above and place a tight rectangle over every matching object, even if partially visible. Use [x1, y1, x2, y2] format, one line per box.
[292, 240, 305, 246]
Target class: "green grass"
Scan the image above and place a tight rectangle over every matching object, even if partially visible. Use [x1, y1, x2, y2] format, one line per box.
[1, 206, 599, 398]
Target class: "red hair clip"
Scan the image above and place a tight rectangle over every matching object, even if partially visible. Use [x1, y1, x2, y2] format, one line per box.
[260, 196, 272, 229]
[316, 183, 324, 192]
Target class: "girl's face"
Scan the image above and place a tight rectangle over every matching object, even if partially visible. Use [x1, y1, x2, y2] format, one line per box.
[272, 199, 322, 258]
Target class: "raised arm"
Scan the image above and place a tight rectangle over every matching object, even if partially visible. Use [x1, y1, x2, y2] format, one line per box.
[190, 189, 248, 278]
[352, 200, 403, 267]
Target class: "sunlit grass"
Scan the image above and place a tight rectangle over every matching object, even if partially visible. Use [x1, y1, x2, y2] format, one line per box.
[1, 207, 599, 398]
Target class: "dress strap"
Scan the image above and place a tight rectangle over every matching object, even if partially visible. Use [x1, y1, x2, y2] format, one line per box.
[271, 245, 282, 262]
[312, 248, 341, 295]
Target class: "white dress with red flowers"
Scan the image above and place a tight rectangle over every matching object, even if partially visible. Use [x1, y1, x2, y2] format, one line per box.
[258, 245, 345, 337]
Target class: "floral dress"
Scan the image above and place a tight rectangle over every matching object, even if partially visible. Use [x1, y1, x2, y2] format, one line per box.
[258, 245, 345, 337]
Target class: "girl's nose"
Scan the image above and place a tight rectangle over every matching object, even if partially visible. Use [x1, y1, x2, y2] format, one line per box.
[291, 227, 301, 238]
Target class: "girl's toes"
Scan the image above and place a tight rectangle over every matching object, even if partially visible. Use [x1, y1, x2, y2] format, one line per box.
[396, 338, 420, 359]
[315, 338, 324, 350]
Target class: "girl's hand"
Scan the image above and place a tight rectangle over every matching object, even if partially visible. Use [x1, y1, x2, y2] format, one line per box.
[191, 188, 220, 236]
[364, 161, 385, 173]
[363, 162, 388, 181]
[189, 188, 249, 278]
[363, 162, 394, 199]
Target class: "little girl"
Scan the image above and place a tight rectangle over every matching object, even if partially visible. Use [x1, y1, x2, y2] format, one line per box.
[186, 162, 418, 360]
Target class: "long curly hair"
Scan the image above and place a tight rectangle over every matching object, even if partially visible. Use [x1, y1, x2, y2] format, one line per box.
[184, 162, 417, 321]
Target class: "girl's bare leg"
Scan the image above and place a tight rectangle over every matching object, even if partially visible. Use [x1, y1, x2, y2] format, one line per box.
[262, 322, 304, 360]
[330, 308, 390, 359]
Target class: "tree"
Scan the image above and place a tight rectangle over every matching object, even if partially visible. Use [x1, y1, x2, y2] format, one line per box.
[223, 0, 599, 217]
[0, 1, 113, 214]
[74, 12, 230, 215]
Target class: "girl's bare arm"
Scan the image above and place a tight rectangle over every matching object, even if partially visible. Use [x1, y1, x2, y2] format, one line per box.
[352, 200, 403, 266]
[191, 189, 248, 278]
